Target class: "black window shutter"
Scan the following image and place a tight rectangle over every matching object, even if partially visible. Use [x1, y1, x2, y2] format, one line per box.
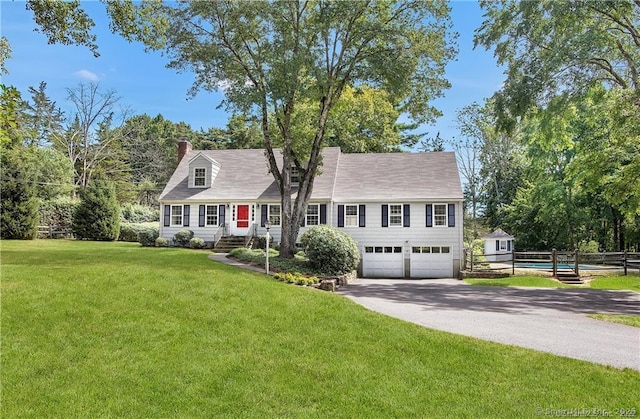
[448, 204, 455, 227]
[496, 240, 500, 251]
[426, 204, 433, 227]
[359, 204, 366, 227]
[320, 204, 327, 224]
[300, 210, 306, 227]
[261, 204, 268, 227]
[218, 205, 226, 226]
[338, 205, 345, 227]
[183, 205, 190, 227]
[199, 205, 205, 227]
[507, 240, 512, 251]
[164, 205, 170, 227]
[403, 204, 410, 227]
[381, 205, 388, 227]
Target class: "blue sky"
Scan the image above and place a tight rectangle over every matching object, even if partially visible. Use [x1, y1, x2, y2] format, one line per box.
[1, 1, 504, 147]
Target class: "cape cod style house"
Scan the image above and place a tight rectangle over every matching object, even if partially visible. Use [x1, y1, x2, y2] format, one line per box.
[159, 141, 464, 278]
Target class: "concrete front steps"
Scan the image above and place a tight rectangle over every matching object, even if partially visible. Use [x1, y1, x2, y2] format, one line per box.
[212, 236, 249, 253]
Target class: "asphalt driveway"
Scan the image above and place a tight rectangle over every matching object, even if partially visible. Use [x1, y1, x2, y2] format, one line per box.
[339, 279, 640, 371]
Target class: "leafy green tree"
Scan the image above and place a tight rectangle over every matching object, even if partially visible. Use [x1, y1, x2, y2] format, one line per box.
[109, 0, 456, 257]
[73, 178, 120, 241]
[0, 149, 40, 239]
[475, 0, 640, 131]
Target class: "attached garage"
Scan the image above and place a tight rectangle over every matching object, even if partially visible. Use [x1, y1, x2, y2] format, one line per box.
[410, 246, 453, 278]
[362, 246, 404, 278]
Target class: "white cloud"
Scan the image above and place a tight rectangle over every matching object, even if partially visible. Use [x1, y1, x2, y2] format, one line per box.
[74, 69, 100, 82]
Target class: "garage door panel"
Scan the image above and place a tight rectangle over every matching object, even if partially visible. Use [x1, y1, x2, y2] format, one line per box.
[410, 246, 453, 278]
[362, 246, 403, 278]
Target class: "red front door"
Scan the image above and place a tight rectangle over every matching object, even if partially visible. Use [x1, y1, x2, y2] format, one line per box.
[237, 205, 249, 228]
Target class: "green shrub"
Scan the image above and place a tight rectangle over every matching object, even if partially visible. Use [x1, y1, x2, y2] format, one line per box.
[190, 237, 206, 249]
[138, 225, 160, 247]
[254, 235, 273, 250]
[155, 237, 169, 247]
[301, 225, 360, 275]
[0, 150, 40, 240]
[120, 203, 159, 223]
[173, 229, 194, 247]
[119, 222, 158, 243]
[73, 180, 120, 241]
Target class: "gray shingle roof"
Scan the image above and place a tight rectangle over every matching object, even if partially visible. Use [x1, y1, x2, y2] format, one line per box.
[159, 147, 462, 202]
[159, 147, 340, 202]
[483, 228, 514, 239]
[333, 151, 463, 201]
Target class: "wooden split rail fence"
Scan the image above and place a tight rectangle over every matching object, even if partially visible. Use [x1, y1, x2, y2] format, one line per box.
[463, 248, 640, 278]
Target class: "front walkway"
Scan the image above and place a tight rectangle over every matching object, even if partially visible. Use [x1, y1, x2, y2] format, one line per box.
[338, 279, 640, 371]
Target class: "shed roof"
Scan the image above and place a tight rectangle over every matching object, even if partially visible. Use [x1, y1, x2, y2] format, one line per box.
[483, 228, 515, 239]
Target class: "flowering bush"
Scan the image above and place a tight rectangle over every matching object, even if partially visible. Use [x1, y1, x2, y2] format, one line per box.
[301, 225, 359, 275]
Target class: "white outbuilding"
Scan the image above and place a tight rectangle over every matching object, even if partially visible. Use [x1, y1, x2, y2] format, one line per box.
[483, 229, 515, 262]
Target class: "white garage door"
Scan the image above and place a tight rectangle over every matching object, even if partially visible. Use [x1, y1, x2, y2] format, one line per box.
[410, 246, 453, 278]
[362, 246, 404, 278]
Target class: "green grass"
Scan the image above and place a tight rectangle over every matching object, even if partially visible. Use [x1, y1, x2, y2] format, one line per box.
[2, 240, 639, 417]
[464, 276, 576, 288]
[589, 276, 640, 292]
[465, 275, 640, 291]
[588, 314, 640, 328]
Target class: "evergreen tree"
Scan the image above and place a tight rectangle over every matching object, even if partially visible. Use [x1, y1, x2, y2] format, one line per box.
[0, 150, 40, 239]
[73, 179, 120, 240]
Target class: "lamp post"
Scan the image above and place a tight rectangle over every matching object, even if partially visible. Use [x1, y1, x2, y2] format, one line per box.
[265, 221, 271, 274]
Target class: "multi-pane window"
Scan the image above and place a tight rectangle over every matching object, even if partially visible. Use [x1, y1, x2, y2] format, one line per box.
[345, 205, 358, 227]
[171, 205, 182, 226]
[291, 166, 299, 184]
[206, 205, 218, 226]
[389, 204, 403, 226]
[306, 204, 319, 226]
[194, 168, 206, 186]
[434, 204, 447, 226]
[268, 204, 281, 226]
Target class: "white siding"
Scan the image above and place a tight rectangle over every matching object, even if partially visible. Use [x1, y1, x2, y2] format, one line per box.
[332, 202, 463, 260]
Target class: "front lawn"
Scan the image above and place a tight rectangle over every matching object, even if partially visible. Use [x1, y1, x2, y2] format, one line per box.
[2, 240, 639, 417]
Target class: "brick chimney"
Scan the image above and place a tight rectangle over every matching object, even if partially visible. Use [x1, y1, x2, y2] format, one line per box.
[177, 140, 192, 164]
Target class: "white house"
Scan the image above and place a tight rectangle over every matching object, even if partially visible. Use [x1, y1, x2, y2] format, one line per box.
[159, 141, 464, 278]
[483, 229, 515, 262]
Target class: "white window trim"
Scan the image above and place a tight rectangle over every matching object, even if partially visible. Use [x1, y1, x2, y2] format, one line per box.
[170, 205, 183, 227]
[193, 167, 207, 188]
[205, 205, 218, 226]
[306, 203, 320, 226]
[433, 203, 448, 227]
[344, 204, 359, 228]
[267, 204, 281, 226]
[388, 204, 403, 227]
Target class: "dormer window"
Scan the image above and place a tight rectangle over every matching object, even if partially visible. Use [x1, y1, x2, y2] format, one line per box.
[291, 166, 299, 184]
[194, 168, 206, 186]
